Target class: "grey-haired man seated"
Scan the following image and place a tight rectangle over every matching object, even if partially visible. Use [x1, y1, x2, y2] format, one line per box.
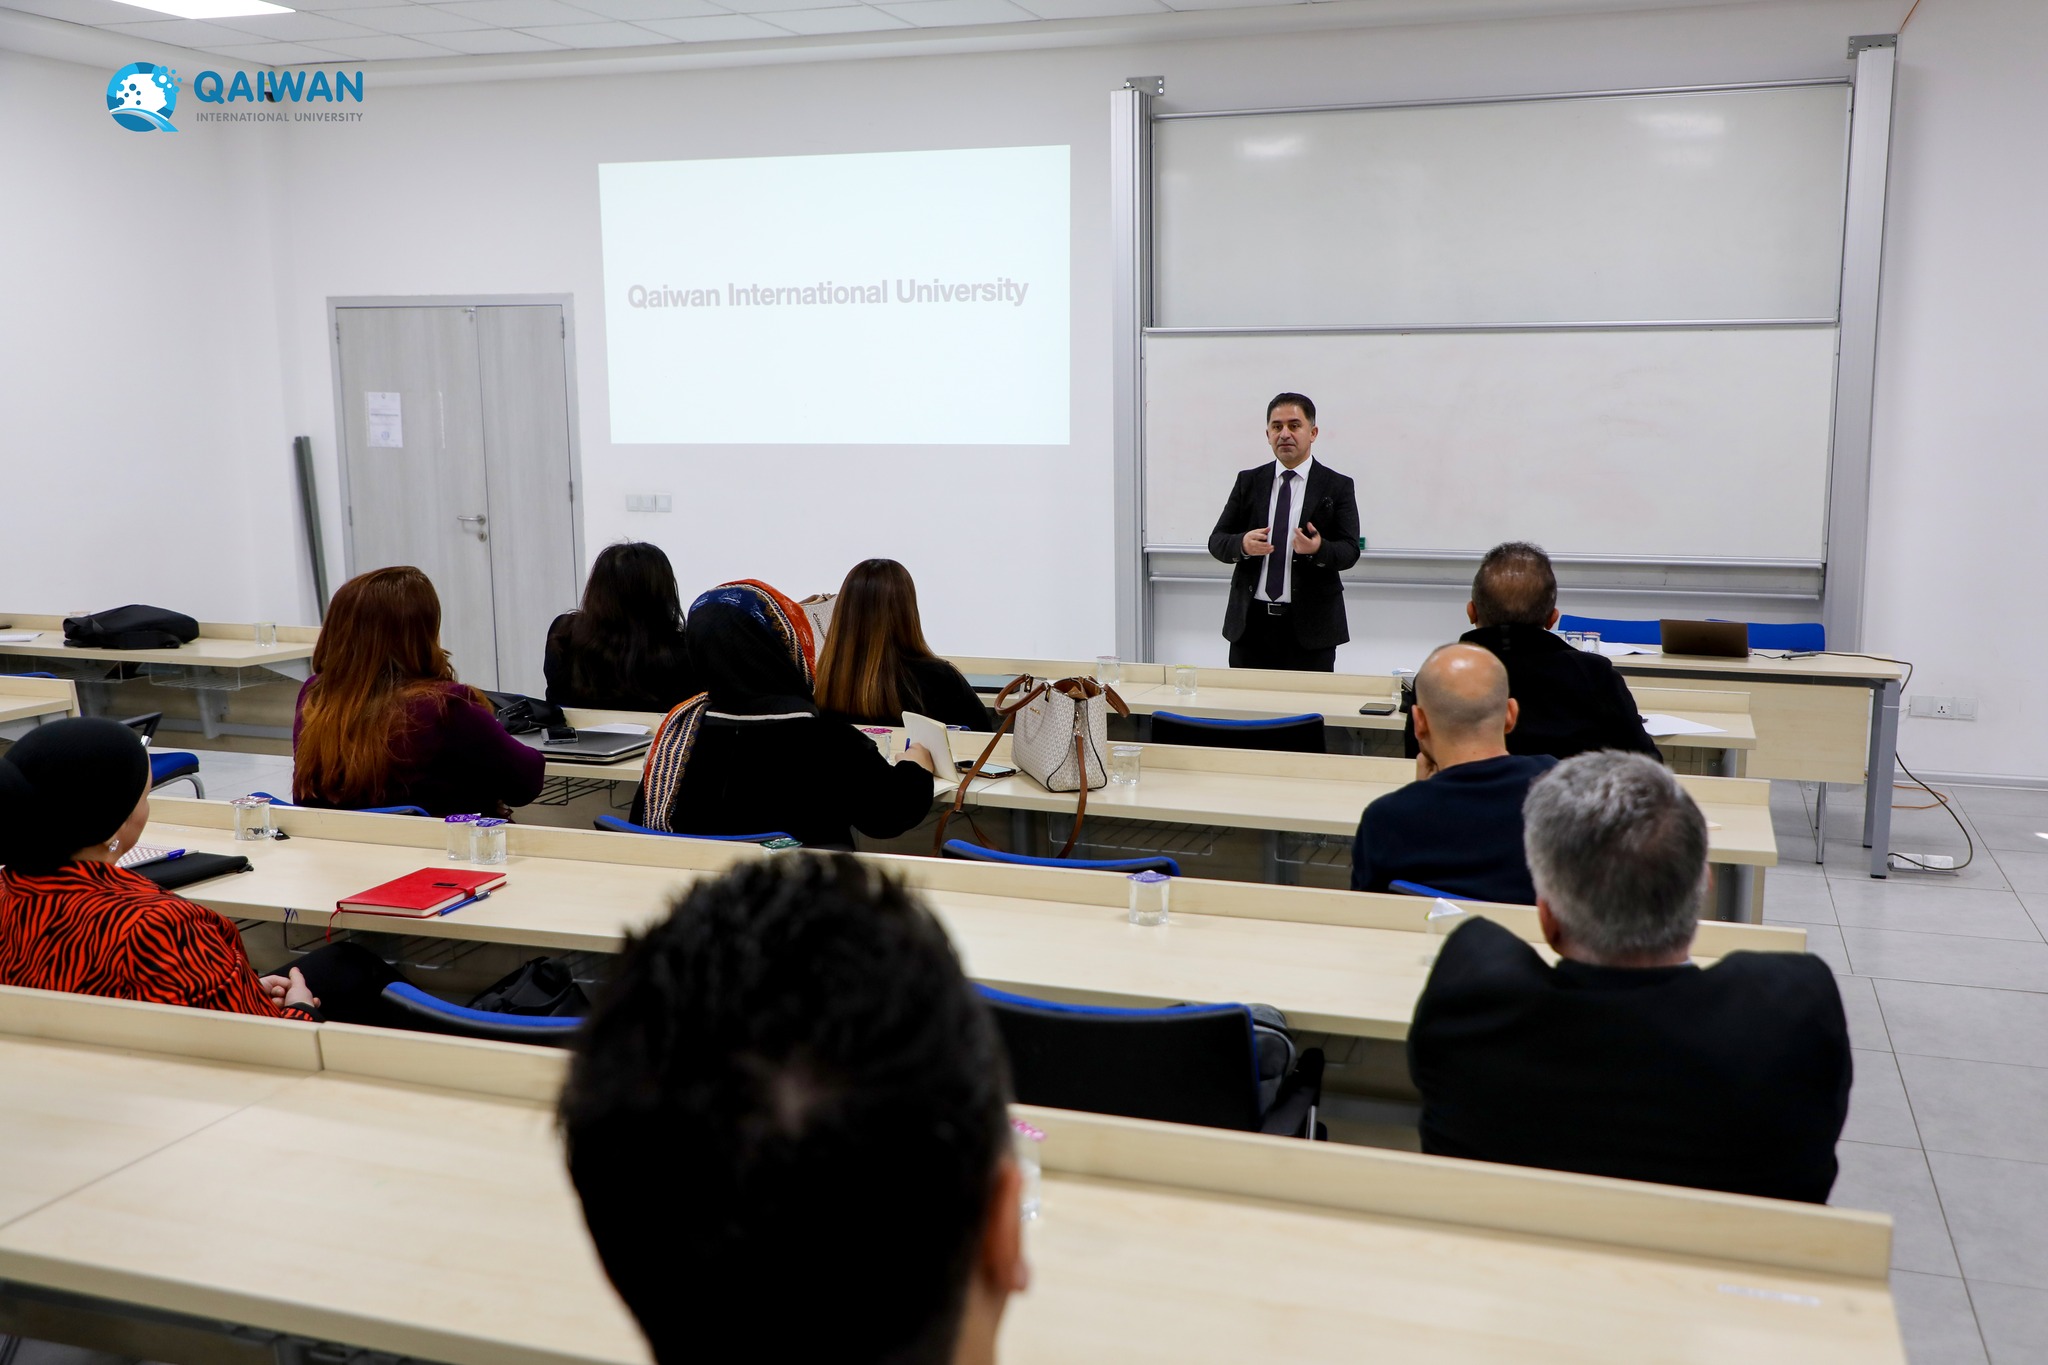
[1407, 751, 1851, 1203]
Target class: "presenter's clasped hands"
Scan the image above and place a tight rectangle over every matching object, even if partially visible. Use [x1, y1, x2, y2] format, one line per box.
[1242, 527, 1275, 557]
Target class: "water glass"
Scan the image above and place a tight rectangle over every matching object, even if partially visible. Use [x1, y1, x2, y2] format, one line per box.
[1011, 1118, 1044, 1221]
[1173, 664, 1199, 697]
[471, 817, 508, 865]
[1095, 654, 1121, 687]
[231, 794, 273, 841]
[445, 813, 479, 859]
[1577, 631, 1603, 653]
[252, 621, 278, 648]
[1109, 744, 1142, 786]
[1128, 869, 1170, 926]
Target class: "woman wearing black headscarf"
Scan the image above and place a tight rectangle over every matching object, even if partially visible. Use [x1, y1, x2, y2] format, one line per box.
[0, 717, 396, 1021]
[633, 582, 939, 849]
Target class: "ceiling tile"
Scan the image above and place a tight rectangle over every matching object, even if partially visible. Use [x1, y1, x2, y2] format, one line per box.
[432, 0, 606, 24]
[330, 5, 490, 33]
[766, 4, 907, 32]
[634, 11, 783, 38]
[519, 18, 671, 43]
[424, 24, 566, 49]
[1158, 0, 1303, 9]
[718, 0, 855, 13]
[1013, 0, 1164, 15]
[202, 39, 354, 61]
[309, 30, 459, 54]
[206, 10, 380, 38]
[561, 0, 724, 17]
[874, 0, 1033, 25]
[96, 17, 263, 46]
[1, 0, 173, 26]
[276, 0, 417, 9]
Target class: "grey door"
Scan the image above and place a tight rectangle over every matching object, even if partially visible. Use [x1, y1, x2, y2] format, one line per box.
[335, 303, 579, 695]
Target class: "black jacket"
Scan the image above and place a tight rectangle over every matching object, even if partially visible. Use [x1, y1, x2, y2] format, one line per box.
[1409, 916, 1851, 1203]
[824, 657, 990, 733]
[543, 612, 697, 714]
[633, 715, 935, 850]
[1406, 623, 1659, 761]
[1207, 462, 1362, 650]
[1351, 753, 1555, 904]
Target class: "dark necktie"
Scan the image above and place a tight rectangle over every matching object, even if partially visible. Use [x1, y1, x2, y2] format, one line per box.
[1265, 469, 1296, 601]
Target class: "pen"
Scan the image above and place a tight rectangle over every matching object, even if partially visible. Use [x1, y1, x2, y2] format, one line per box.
[439, 890, 491, 916]
[162, 849, 187, 860]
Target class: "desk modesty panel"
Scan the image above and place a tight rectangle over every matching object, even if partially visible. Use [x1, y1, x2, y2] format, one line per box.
[0, 987, 1901, 1365]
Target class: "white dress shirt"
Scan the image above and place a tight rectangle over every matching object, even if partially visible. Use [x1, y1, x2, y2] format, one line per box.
[1255, 455, 1315, 604]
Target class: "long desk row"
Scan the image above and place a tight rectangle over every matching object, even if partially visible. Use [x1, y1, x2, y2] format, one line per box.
[0, 674, 78, 732]
[0, 983, 1905, 1364]
[951, 651, 1908, 877]
[541, 722, 1780, 921]
[148, 798, 1798, 1041]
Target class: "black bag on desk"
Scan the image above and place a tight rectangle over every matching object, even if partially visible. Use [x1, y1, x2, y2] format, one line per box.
[468, 957, 589, 1017]
[127, 852, 252, 890]
[64, 605, 200, 650]
[482, 690, 566, 736]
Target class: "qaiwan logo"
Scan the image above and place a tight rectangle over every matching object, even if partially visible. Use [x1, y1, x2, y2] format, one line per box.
[107, 62, 179, 133]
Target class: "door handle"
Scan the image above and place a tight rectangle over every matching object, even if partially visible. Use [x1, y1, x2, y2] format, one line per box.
[456, 513, 488, 542]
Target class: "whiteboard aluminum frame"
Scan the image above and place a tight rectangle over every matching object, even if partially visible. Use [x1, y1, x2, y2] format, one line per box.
[1119, 67, 1896, 658]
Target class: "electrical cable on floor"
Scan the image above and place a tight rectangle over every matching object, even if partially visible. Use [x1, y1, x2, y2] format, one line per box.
[1886, 751, 1975, 872]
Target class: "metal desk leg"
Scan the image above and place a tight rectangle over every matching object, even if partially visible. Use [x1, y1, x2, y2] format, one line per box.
[1712, 863, 1759, 923]
[1863, 679, 1901, 878]
[196, 690, 228, 740]
[1814, 784, 1828, 865]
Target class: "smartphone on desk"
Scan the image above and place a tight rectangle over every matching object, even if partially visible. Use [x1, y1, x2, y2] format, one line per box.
[1358, 701, 1398, 716]
[962, 762, 1018, 778]
[542, 725, 579, 744]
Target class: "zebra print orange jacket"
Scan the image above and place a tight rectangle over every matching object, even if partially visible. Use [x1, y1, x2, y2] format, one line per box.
[0, 860, 314, 1021]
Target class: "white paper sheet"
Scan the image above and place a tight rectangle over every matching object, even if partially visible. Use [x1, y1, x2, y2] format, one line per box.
[1640, 713, 1728, 737]
[365, 391, 403, 449]
[1596, 641, 1659, 657]
[0, 633, 39, 643]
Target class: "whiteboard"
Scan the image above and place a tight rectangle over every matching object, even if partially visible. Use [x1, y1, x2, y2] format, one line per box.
[1154, 86, 1851, 327]
[1143, 328, 1837, 562]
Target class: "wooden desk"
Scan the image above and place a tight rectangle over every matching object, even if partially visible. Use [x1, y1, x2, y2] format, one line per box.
[0, 989, 1904, 1365]
[0, 674, 79, 730]
[143, 799, 1801, 1041]
[0, 614, 317, 741]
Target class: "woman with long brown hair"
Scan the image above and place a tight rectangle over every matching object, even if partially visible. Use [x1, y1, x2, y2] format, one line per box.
[293, 566, 543, 816]
[814, 559, 986, 731]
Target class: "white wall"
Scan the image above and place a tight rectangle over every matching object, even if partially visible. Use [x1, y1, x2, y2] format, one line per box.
[0, 49, 299, 622]
[19, 0, 2048, 779]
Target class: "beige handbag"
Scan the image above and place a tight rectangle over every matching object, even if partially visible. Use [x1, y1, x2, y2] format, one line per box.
[936, 674, 1129, 857]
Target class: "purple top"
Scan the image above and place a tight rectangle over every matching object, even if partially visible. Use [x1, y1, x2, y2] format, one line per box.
[292, 678, 545, 817]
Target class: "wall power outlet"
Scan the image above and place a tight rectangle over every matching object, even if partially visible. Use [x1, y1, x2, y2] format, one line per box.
[1908, 695, 1978, 721]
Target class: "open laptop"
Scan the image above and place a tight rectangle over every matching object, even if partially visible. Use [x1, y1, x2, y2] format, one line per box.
[517, 730, 651, 762]
[1658, 619, 1750, 659]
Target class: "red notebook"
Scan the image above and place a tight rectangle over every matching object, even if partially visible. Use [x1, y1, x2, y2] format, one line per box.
[337, 868, 507, 918]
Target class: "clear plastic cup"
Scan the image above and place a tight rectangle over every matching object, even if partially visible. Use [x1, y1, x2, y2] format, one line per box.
[471, 817, 508, 865]
[1109, 744, 1142, 785]
[1173, 664, 1198, 697]
[1095, 655, 1121, 687]
[445, 813, 479, 859]
[252, 621, 278, 648]
[1128, 869, 1170, 926]
[231, 794, 272, 841]
[1011, 1117, 1044, 1221]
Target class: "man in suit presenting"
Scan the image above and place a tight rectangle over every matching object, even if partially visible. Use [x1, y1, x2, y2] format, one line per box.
[1207, 393, 1362, 671]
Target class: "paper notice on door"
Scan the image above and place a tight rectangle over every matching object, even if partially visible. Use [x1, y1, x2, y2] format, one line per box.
[365, 391, 403, 449]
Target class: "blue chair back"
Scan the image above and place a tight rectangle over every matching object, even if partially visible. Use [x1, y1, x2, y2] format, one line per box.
[592, 815, 793, 843]
[943, 840, 1179, 876]
[977, 985, 1263, 1132]
[1150, 712, 1325, 754]
[1387, 880, 1474, 901]
[1555, 614, 1661, 646]
[1715, 620, 1826, 652]
[250, 791, 430, 818]
[378, 983, 583, 1045]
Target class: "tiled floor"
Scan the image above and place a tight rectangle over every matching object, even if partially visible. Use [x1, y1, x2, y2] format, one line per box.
[1767, 777, 2048, 1364]
[148, 749, 2048, 1363]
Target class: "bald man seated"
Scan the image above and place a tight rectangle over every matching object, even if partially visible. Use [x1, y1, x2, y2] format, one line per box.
[1350, 643, 1556, 904]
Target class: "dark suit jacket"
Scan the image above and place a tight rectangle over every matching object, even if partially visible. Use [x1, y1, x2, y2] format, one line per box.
[1409, 916, 1852, 1203]
[1405, 623, 1660, 761]
[1350, 753, 1556, 904]
[1207, 462, 1362, 650]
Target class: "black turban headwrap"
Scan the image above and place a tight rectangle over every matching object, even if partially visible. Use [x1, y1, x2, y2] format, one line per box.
[0, 717, 151, 875]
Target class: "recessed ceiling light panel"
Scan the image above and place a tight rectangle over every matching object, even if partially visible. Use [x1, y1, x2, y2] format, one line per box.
[106, 0, 295, 20]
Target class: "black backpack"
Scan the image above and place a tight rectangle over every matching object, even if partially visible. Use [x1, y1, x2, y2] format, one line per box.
[468, 957, 589, 1017]
[64, 605, 199, 650]
[481, 690, 567, 735]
